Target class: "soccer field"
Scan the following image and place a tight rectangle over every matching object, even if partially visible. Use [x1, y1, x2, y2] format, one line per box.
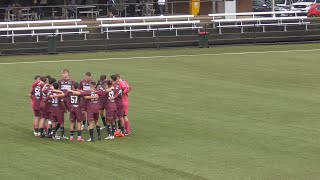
[1, 44, 320, 180]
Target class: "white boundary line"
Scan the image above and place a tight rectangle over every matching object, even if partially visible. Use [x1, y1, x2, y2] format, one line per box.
[1, 48, 320, 65]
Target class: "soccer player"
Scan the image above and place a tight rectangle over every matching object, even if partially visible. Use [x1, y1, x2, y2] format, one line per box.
[58, 69, 76, 92]
[58, 69, 76, 132]
[30, 76, 46, 136]
[69, 82, 101, 142]
[115, 73, 132, 136]
[29, 75, 41, 134]
[110, 75, 125, 137]
[79, 72, 93, 130]
[65, 82, 85, 142]
[49, 82, 66, 140]
[103, 80, 117, 140]
[97, 74, 108, 129]
[39, 77, 56, 138]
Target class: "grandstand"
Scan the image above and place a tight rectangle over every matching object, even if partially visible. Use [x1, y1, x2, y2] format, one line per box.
[2, 0, 320, 54]
[2, 1, 320, 180]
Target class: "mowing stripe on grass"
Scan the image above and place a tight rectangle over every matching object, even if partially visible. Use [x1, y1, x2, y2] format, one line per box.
[1, 48, 320, 65]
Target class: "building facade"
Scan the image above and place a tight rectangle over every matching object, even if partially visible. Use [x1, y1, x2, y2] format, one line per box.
[169, 0, 253, 15]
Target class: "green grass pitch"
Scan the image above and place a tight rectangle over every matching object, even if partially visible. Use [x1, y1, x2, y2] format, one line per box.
[1, 44, 320, 180]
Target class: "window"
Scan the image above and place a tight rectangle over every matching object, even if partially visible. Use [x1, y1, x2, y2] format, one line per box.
[316, 5, 320, 10]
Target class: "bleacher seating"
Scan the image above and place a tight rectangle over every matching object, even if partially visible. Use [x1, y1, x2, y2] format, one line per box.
[96, 15, 202, 39]
[209, 11, 309, 34]
[0, 19, 88, 43]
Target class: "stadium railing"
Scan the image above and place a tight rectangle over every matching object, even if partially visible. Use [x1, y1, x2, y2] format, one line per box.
[0, 19, 88, 43]
[96, 15, 202, 39]
[209, 11, 309, 34]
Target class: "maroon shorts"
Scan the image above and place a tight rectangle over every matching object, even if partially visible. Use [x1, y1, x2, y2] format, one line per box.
[33, 109, 40, 117]
[87, 111, 99, 121]
[106, 109, 117, 121]
[40, 109, 50, 119]
[116, 106, 124, 119]
[50, 113, 64, 124]
[69, 108, 82, 123]
[99, 99, 106, 110]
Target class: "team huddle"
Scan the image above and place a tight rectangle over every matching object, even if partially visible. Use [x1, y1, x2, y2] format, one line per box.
[29, 69, 132, 142]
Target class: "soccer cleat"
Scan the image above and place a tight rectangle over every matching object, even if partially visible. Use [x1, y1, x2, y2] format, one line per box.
[34, 131, 38, 136]
[104, 135, 112, 140]
[81, 125, 85, 131]
[87, 138, 95, 142]
[100, 126, 106, 130]
[125, 133, 130, 136]
[104, 134, 114, 140]
[52, 135, 60, 140]
[61, 135, 69, 140]
[77, 137, 84, 142]
[115, 133, 125, 137]
[98, 136, 101, 140]
[69, 137, 74, 141]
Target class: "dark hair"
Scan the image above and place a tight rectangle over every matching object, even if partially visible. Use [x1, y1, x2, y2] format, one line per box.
[45, 75, 51, 79]
[85, 72, 91, 77]
[40, 76, 46, 82]
[114, 73, 120, 78]
[52, 82, 60, 90]
[34, 75, 40, 80]
[100, 74, 107, 80]
[110, 75, 117, 81]
[49, 78, 56, 85]
[74, 82, 79, 89]
[90, 81, 97, 86]
[106, 80, 112, 86]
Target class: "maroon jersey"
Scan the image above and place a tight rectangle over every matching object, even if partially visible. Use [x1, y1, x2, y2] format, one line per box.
[40, 85, 52, 111]
[97, 80, 107, 106]
[114, 84, 124, 108]
[49, 92, 64, 115]
[81, 91, 99, 113]
[96, 79, 104, 90]
[31, 82, 43, 110]
[58, 79, 76, 92]
[79, 79, 93, 91]
[106, 89, 117, 112]
[65, 92, 81, 110]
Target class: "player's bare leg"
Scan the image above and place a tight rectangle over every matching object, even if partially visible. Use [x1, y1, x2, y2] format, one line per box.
[76, 121, 84, 142]
[104, 118, 113, 140]
[87, 120, 95, 142]
[82, 112, 88, 130]
[60, 122, 67, 140]
[69, 121, 75, 141]
[95, 119, 101, 140]
[47, 120, 53, 138]
[33, 116, 40, 136]
[52, 121, 60, 140]
[39, 117, 46, 137]
[99, 110, 107, 129]
[115, 117, 125, 137]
